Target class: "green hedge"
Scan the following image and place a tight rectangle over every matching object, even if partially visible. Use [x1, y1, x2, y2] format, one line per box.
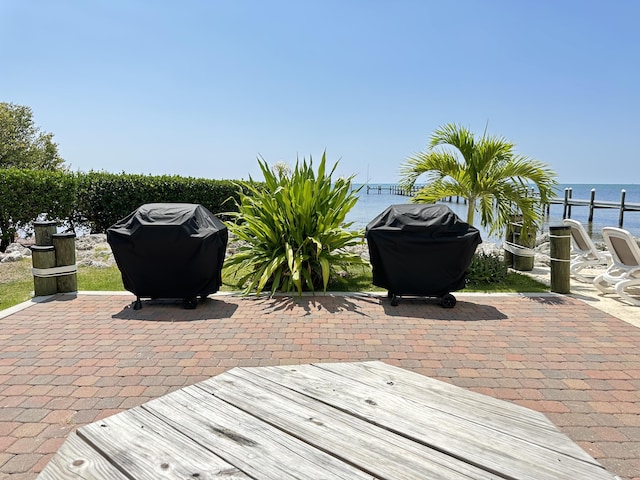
[76, 171, 242, 232]
[0, 168, 77, 250]
[0, 169, 244, 250]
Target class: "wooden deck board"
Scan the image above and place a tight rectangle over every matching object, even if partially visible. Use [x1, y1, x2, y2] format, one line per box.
[296, 361, 596, 463]
[142, 385, 380, 480]
[207, 362, 614, 480]
[77, 406, 250, 479]
[198, 371, 503, 480]
[37, 361, 619, 480]
[37, 432, 129, 480]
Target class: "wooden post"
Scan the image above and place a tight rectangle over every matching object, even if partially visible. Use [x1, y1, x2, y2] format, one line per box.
[31, 245, 58, 296]
[34, 221, 57, 246]
[52, 232, 77, 293]
[588, 189, 596, 222]
[562, 188, 569, 219]
[504, 215, 522, 267]
[549, 225, 571, 294]
[618, 189, 626, 227]
[506, 214, 537, 271]
[513, 224, 536, 271]
[567, 188, 573, 218]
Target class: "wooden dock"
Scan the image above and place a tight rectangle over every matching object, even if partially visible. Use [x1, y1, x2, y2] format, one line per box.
[550, 188, 640, 228]
[366, 185, 639, 228]
[365, 184, 417, 196]
[365, 184, 467, 203]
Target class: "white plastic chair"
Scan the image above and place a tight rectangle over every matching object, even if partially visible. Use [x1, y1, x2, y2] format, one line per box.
[593, 227, 640, 306]
[563, 219, 611, 282]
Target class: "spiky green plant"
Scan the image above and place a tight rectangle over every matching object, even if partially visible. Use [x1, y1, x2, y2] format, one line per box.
[225, 152, 366, 295]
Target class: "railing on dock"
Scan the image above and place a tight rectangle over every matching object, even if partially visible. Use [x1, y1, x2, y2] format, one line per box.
[365, 184, 418, 196]
[550, 188, 640, 228]
[365, 184, 467, 202]
[366, 185, 639, 229]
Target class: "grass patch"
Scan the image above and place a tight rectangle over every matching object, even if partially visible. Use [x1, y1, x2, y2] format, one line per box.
[327, 264, 385, 292]
[0, 259, 33, 310]
[0, 276, 34, 310]
[318, 264, 548, 293]
[0, 261, 128, 311]
[77, 265, 125, 291]
[1, 260, 548, 312]
[466, 272, 548, 293]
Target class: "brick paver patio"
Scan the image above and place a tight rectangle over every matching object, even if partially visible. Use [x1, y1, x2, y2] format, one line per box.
[1, 292, 639, 480]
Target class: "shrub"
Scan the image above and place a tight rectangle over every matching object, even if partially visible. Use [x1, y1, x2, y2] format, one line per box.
[0, 168, 77, 250]
[0, 168, 245, 251]
[225, 153, 366, 294]
[75, 171, 242, 232]
[466, 252, 508, 285]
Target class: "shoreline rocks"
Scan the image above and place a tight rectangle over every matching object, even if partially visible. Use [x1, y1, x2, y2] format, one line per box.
[0, 243, 32, 263]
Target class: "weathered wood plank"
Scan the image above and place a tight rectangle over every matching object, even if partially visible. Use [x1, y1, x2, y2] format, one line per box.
[319, 361, 552, 426]
[38, 361, 619, 480]
[77, 406, 251, 479]
[142, 385, 380, 480]
[225, 363, 616, 480]
[315, 361, 597, 464]
[199, 369, 504, 480]
[36, 432, 128, 480]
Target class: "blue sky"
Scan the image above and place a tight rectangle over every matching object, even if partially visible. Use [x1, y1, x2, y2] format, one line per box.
[2, 0, 639, 184]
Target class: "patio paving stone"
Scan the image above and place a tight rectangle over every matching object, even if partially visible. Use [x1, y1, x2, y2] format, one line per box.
[0, 291, 639, 479]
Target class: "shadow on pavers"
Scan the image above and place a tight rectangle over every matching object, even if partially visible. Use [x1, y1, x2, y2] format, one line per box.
[380, 297, 508, 321]
[523, 294, 573, 306]
[112, 296, 239, 322]
[258, 293, 379, 317]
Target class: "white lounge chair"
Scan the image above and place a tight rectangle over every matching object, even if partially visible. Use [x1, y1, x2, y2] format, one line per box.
[593, 227, 640, 306]
[563, 218, 610, 282]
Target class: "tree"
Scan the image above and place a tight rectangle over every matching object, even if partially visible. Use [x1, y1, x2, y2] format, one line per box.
[399, 123, 557, 236]
[0, 102, 65, 170]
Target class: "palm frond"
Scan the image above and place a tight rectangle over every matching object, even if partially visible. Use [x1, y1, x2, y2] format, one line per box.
[399, 123, 558, 235]
[399, 151, 461, 191]
[430, 123, 476, 162]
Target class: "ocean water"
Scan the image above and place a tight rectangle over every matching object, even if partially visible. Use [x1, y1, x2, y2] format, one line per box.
[345, 183, 640, 243]
[547, 184, 640, 241]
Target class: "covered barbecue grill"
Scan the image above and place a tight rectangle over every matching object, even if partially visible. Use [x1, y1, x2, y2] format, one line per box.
[365, 204, 481, 307]
[107, 203, 228, 310]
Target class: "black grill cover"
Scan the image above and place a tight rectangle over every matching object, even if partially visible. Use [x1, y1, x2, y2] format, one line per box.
[365, 204, 482, 296]
[107, 203, 228, 299]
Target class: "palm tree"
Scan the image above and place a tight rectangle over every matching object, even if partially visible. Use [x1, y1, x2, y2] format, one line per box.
[399, 123, 557, 236]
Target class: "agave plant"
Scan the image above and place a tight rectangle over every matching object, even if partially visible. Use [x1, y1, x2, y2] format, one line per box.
[225, 152, 366, 295]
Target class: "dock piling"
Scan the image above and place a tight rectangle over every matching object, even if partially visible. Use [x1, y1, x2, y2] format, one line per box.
[52, 232, 78, 293]
[550, 225, 571, 294]
[619, 189, 626, 227]
[365, 186, 638, 229]
[31, 245, 58, 296]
